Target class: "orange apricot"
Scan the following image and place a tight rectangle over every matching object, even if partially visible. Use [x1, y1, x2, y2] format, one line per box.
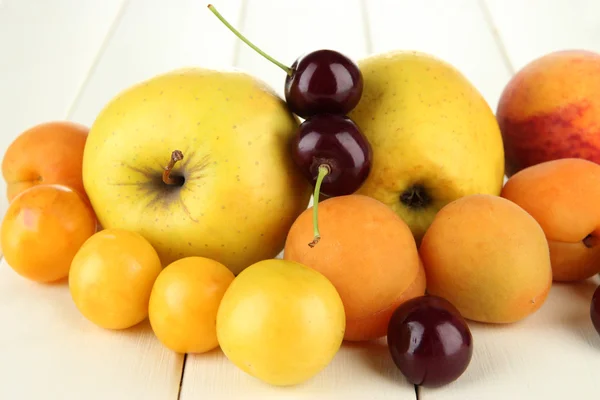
[501, 158, 600, 281]
[1, 184, 97, 283]
[283, 194, 423, 341]
[420, 194, 552, 324]
[2, 121, 89, 204]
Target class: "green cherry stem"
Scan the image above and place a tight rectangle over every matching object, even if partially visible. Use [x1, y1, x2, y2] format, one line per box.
[308, 164, 330, 248]
[207, 4, 292, 76]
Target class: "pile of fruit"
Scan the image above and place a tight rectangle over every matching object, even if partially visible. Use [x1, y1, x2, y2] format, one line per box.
[2, 4, 600, 390]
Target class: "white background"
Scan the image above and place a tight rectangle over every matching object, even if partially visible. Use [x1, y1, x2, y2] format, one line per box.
[0, 1, 599, 399]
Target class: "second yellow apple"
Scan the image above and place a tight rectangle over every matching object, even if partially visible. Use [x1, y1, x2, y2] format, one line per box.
[348, 51, 505, 244]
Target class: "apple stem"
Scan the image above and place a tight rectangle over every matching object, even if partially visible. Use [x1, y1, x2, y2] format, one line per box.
[207, 4, 292, 76]
[163, 150, 184, 185]
[308, 164, 330, 248]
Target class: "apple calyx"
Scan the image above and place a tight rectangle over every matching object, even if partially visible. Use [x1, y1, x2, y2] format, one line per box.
[163, 150, 184, 186]
[400, 184, 432, 209]
[308, 164, 331, 248]
[207, 4, 293, 76]
[583, 234, 598, 248]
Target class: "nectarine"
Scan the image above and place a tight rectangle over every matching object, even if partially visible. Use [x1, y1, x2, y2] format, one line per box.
[2, 121, 89, 203]
[497, 50, 600, 176]
[420, 194, 552, 324]
[501, 158, 600, 281]
[0, 184, 97, 283]
[284, 194, 424, 341]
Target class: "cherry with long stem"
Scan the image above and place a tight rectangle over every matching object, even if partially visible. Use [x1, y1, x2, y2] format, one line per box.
[207, 4, 364, 118]
[291, 115, 373, 247]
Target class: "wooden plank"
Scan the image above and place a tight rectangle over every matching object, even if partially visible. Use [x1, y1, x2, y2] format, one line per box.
[180, 1, 415, 398]
[180, 341, 417, 399]
[0, 260, 184, 400]
[420, 276, 600, 399]
[69, 0, 244, 126]
[0, 0, 125, 229]
[364, 0, 512, 111]
[483, 0, 600, 71]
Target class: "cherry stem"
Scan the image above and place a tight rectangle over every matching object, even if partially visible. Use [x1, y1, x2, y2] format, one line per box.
[207, 4, 292, 76]
[308, 164, 330, 248]
[163, 150, 184, 185]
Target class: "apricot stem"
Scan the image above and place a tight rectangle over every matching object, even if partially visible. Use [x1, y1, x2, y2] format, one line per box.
[583, 234, 598, 248]
[163, 150, 184, 185]
[207, 4, 292, 76]
[308, 165, 330, 248]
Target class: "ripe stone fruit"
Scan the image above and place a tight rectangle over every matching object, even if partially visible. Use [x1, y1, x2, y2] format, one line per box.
[216, 259, 345, 386]
[208, 5, 363, 118]
[69, 228, 162, 330]
[148, 256, 234, 354]
[501, 158, 600, 282]
[496, 50, 600, 177]
[387, 295, 473, 388]
[82, 68, 311, 276]
[284, 194, 424, 341]
[2, 121, 89, 204]
[291, 114, 372, 201]
[420, 194, 553, 323]
[347, 50, 505, 244]
[592, 285, 600, 337]
[0, 184, 96, 283]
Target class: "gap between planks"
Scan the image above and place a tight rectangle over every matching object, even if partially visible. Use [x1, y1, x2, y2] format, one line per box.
[477, 0, 516, 75]
[177, 353, 188, 400]
[64, 0, 132, 119]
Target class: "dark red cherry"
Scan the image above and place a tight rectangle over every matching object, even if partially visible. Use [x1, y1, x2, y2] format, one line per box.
[207, 5, 362, 118]
[284, 50, 363, 119]
[290, 114, 371, 247]
[291, 114, 371, 198]
[592, 285, 600, 336]
[387, 295, 473, 388]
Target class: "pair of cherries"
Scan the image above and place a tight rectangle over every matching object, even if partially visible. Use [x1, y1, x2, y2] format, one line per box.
[208, 5, 373, 246]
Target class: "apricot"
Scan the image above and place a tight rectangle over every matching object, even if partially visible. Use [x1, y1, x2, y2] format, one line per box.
[501, 158, 600, 281]
[0, 184, 97, 283]
[2, 121, 89, 203]
[497, 50, 600, 176]
[283, 194, 423, 341]
[420, 194, 552, 324]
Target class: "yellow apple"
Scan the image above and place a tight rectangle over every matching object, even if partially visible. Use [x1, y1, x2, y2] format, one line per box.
[82, 68, 312, 274]
[348, 51, 505, 243]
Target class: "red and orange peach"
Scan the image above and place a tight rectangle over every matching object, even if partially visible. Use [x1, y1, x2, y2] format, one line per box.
[497, 49, 600, 177]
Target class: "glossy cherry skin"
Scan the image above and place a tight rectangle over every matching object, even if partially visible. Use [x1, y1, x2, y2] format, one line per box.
[387, 295, 473, 388]
[284, 49, 363, 119]
[592, 285, 600, 336]
[291, 114, 372, 197]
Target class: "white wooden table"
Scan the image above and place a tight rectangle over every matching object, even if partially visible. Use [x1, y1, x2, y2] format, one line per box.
[1, 1, 599, 399]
